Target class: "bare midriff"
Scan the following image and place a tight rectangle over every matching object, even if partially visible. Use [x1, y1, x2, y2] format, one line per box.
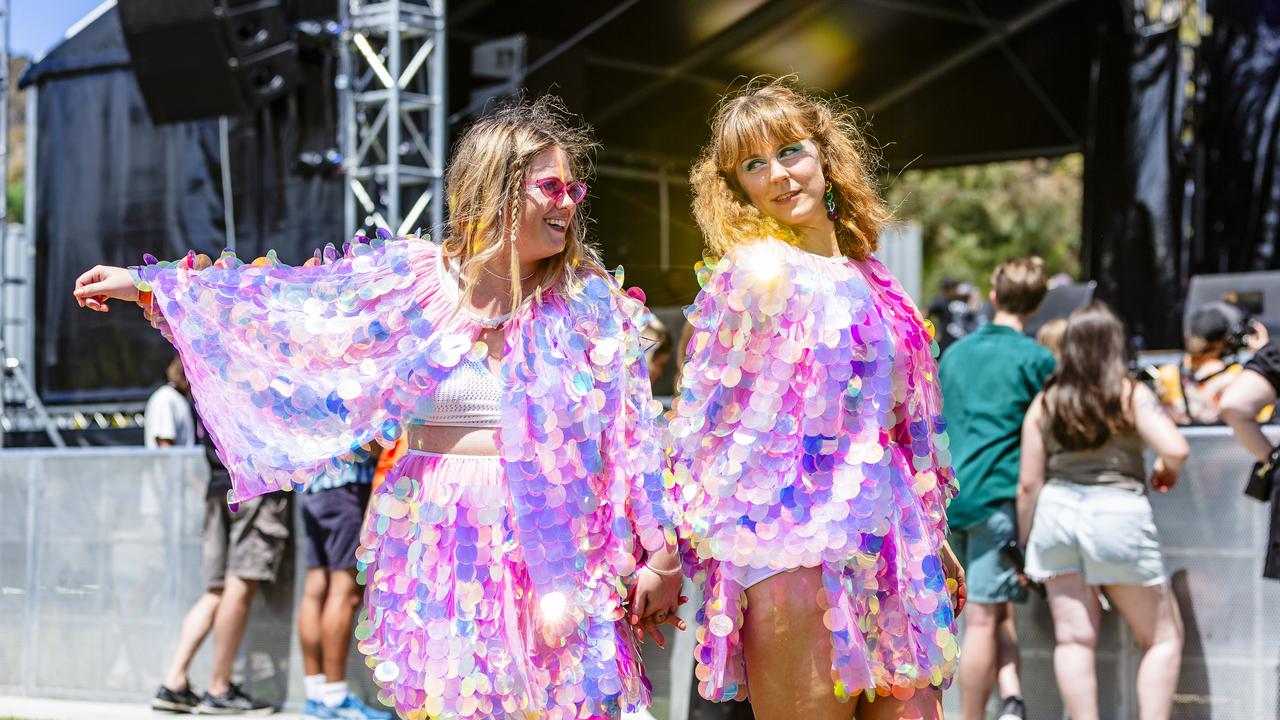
[407, 423, 500, 456]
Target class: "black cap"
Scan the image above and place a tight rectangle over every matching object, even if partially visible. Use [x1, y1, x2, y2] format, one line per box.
[1187, 301, 1242, 342]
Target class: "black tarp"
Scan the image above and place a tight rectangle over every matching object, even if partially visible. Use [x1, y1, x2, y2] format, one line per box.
[23, 6, 343, 403]
[1081, 1, 1280, 349]
[1199, 0, 1280, 271]
[1081, 4, 1186, 350]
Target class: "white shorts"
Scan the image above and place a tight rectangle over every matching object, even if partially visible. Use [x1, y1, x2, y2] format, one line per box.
[741, 565, 796, 588]
[1025, 482, 1167, 587]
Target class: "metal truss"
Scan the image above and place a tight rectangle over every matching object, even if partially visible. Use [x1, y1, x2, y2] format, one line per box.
[340, 0, 447, 240]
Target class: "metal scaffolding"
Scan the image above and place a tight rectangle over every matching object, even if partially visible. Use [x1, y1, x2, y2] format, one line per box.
[340, 0, 447, 240]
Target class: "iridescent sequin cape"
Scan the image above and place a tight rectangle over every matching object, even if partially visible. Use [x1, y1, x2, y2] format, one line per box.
[131, 234, 676, 715]
[668, 238, 959, 702]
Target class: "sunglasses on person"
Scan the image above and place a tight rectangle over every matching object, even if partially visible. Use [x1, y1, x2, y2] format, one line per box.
[528, 177, 589, 205]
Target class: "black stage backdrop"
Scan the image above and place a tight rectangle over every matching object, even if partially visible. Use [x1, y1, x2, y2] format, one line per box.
[1084, 1, 1280, 349]
[24, 7, 343, 404]
[1199, 1, 1280, 273]
[1081, 3, 1186, 350]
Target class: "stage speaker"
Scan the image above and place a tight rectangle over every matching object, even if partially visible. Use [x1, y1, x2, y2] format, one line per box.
[117, 0, 302, 124]
[286, 0, 338, 21]
[1185, 271, 1280, 339]
[1024, 281, 1097, 338]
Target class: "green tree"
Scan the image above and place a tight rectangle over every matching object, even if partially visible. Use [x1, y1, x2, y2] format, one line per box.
[884, 154, 1083, 299]
[7, 181, 22, 224]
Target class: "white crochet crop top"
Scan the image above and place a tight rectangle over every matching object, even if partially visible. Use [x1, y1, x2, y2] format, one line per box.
[421, 358, 502, 427]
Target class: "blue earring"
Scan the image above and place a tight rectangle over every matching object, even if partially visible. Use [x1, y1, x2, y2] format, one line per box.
[824, 182, 839, 221]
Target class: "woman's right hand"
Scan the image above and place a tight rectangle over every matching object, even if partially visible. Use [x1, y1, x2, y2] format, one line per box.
[74, 265, 138, 312]
[1151, 457, 1179, 493]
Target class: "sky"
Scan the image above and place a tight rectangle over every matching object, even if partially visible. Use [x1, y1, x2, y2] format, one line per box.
[12, 0, 106, 59]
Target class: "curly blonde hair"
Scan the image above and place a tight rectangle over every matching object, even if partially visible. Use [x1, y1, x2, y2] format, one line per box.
[690, 77, 891, 260]
[442, 95, 603, 312]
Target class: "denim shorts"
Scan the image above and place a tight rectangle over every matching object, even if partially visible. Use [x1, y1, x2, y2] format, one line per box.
[948, 501, 1027, 604]
[1025, 482, 1166, 587]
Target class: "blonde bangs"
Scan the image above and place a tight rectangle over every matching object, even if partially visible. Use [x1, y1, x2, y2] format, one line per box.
[715, 97, 809, 181]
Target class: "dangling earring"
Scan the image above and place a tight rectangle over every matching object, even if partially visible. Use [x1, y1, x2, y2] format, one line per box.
[824, 181, 839, 221]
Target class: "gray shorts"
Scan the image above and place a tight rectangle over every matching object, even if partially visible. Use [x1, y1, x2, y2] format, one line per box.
[1025, 482, 1166, 587]
[202, 493, 292, 590]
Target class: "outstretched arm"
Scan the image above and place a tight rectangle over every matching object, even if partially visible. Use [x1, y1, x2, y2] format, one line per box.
[73, 237, 462, 503]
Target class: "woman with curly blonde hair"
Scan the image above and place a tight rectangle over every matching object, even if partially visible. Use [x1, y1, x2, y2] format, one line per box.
[72, 96, 684, 719]
[669, 78, 965, 719]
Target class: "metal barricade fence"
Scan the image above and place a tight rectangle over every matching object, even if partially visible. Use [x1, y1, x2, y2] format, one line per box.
[2, 430, 1279, 718]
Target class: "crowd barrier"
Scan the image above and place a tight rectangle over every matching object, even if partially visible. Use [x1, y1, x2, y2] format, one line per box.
[2, 428, 1278, 718]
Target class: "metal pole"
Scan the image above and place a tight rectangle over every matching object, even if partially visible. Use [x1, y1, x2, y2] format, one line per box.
[0, 0, 9, 361]
[0, 0, 8, 446]
[218, 116, 236, 252]
[658, 165, 670, 273]
[340, 0, 357, 238]
[387, 0, 402, 231]
[429, 0, 446, 236]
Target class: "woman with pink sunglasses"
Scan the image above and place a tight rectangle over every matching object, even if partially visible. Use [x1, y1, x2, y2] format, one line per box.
[72, 97, 684, 719]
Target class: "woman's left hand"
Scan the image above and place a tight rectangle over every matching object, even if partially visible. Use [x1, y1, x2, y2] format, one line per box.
[629, 559, 685, 649]
[939, 539, 967, 616]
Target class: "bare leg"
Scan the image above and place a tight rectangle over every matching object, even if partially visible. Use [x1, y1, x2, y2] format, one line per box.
[1104, 583, 1183, 720]
[856, 687, 943, 720]
[1045, 574, 1102, 720]
[163, 590, 222, 690]
[320, 568, 363, 680]
[741, 567, 855, 720]
[958, 601, 1004, 720]
[298, 568, 329, 678]
[995, 605, 1023, 700]
[208, 575, 259, 696]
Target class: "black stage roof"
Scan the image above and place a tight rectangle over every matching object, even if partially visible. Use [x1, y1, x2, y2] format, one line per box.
[448, 0, 1098, 170]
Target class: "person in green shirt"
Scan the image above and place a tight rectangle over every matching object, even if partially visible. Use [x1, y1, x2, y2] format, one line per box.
[940, 257, 1055, 720]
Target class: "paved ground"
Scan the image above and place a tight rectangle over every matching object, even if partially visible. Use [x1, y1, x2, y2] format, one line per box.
[0, 696, 306, 720]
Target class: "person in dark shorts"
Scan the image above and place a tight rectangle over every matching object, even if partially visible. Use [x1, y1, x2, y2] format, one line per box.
[153, 415, 291, 715]
[1221, 340, 1280, 579]
[297, 452, 390, 720]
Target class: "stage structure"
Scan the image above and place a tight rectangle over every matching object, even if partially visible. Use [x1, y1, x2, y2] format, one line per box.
[340, 0, 446, 239]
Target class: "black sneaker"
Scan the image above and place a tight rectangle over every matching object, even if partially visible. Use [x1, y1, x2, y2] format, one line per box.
[196, 683, 276, 715]
[997, 696, 1027, 720]
[152, 684, 201, 713]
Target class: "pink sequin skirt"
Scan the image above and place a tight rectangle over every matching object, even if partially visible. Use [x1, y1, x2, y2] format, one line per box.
[355, 451, 648, 719]
[688, 459, 959, 703]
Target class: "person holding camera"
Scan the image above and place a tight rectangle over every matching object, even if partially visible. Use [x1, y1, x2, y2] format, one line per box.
[1150, 301, 1269, 425]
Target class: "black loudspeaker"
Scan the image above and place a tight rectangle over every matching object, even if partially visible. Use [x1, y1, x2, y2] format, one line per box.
[1024, 282, 1097, 338]
[117, 0, 302, 124]
[286, 0, 338, 21]
[1185, 272, 1280, 339]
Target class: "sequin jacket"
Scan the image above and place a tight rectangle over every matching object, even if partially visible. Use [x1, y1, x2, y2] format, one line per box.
[130, 234, 676, 620]
[668, 238, 959, 699]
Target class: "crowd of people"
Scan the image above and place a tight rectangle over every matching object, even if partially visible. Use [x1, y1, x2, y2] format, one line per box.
[74, 74, 1280, 720]
[930, 258, 1280, 720]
